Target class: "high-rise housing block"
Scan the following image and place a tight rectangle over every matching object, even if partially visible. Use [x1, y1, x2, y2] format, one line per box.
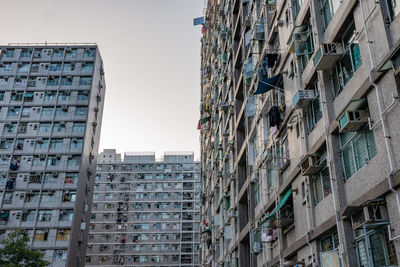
[86, 150, 201, 266]
[199, 0, 400, 266]
[0, 44, 106, 267]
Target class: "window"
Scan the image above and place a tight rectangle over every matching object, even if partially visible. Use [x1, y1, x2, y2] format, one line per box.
[279, 134, 289, 168]
[44, 92, 56, 101]
[77, 91, 89, 100]
[81, 63, 94, 72]
[47, 155, 60, 166]
[292, 0, 304, 19]
[35, 139, 49, 149]
[0, 63, 12, 72]
[312, 161, 331, 204]
[34, 229, 49, 241]
[56, 229, 71, 241]
[3, 49, 15, 58]
[18, 63, 30, 72]
[25, 193, 39, 203]
[386, 0, 400, 21]
[321, 0, 341, 28]
[8, 106, 21, 117]
[60, 77, 72, 86]
[320, 231, 339, 259]
[63, 63, 75, 72]
[39, 123, 52, 132]
[41, 107, 54, 116]
[59, 210, 74, 221]
[294, 22, 315, 72]
[85, 48, 96, 57]
[355, 227, 398, 266]
[37, 210, 52, 222]
[70, 138, 83, 149]
[306, 86, 322, 132]
[20, 49, 32, 58]
[331, 20, 361, 96]
[44, 172, 58, 183]
[11, 92, 23, 101]
[75, 107, 88, 116]
[68, 155, 81, 166]
[22, 210, 36, 222]
[0, 91, 4, 101]
[14, 77, 27, 87]
[33, 156, 46, 167]
[52, 250, 67, 262]
[73, 122, 86, 132]
[65, 49, 77, 58]
[50, 138, 63, 149]
[62, 191, 76, 202]
[340, 124, 377, 179]
[56, 107, 68, 116]
[79, 77, 92, 86]
[58, 91, 71, 101]
[49, 63, 62, 72]
[65, 173, 78, 184]
[53, 123, 66, 133]
[52, 48, 64, 57]
[47, 77, 60, 86]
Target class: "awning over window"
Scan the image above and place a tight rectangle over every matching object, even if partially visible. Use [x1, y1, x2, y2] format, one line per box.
[254, 73, 282, 95]
[260, 189, 292, 226]
[24, 93, 34, 98]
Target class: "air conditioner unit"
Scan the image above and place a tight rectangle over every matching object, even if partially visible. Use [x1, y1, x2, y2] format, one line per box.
[351, 204, 389, 229]
[65, 46, 72, 51]
[72, 138, 78, 143]
[313, 43, 343, 70]
[39, 154, 46, 160]
[60, 121, 66, 127]
[94, 107, 99, 112]
[338, 110, 369, 133]
[61, 105, 68, 111]
[300, 154, 322, 175]
[292, 90, 315, 109]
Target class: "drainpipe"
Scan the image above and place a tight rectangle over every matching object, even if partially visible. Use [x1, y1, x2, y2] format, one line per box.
[359, 0, 400, 239]
[318, 79, 345, 267]
[305, 179, 315, 265]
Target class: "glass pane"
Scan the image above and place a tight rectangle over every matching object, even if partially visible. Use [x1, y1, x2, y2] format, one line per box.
[353, 133, 368, 169]
[370, 231, 388, 266]
[321, 168, 331, 198]
[365, 128, 377, 159]
[342, 145, 357, 178]
[313, 176, 323, 203]
[357, 240, 369, 267]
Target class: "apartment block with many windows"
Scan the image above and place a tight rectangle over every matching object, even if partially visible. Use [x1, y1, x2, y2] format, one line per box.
[86, 149, 201, 266]
[199, 0, 400, 266]
[0, 44, 106, 267]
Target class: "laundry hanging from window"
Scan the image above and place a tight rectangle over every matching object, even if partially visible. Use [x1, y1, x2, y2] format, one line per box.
[254, 73, 282, 95]
[268, 106, 283, 129]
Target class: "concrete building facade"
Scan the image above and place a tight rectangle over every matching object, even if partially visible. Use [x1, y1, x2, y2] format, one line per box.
[0, 44, 106, 267]
[199, 0, 400, 266]
[86, 149, 201, 266]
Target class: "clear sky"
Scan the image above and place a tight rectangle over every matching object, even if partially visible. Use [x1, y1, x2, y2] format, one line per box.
[0, 0, 204, 158]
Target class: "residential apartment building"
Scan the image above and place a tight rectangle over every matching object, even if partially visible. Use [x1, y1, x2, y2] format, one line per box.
[0, 44, 106, 267]
[199, 0, 400, 266]
[86, 149, 201, 266]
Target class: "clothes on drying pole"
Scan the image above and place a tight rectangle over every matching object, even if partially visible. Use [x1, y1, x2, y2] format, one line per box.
[269, 106, 282, 128]
[261, 229, 279, 242]
[6, 180, 15, 190]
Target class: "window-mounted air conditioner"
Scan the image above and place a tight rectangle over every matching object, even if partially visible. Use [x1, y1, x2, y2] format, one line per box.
[313, 43, 343, 70]
[338, 110, 369, 133]
[39, 154, 46, 160]
[292, 90, 314, 109]
[61, 105, 68, 111]
[351, 204, 389, 229]
[300, 154, 322, 175]
[229, 209, 237, 219]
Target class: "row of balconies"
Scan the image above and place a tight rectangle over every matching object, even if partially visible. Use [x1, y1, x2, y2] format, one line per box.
[0, 61, 94, 76]
[0, 90, 90, 105]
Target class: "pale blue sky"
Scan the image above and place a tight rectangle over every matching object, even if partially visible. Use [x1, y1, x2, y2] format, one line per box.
[1, 0, 204, 157]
